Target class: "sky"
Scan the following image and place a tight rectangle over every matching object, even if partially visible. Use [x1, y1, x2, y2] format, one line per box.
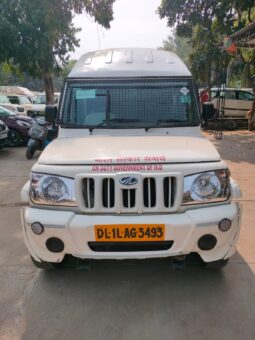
[72, 0, 172, 59]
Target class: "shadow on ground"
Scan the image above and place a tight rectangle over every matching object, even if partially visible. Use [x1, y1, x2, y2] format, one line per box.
[210, 132, 255, 164]
[20, 253, 255, 340]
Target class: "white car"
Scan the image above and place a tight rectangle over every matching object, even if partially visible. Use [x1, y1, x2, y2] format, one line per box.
[27, 93, 60, 117]
[0, 94, 20, 113]
[211, 88, 254, 118]
[7, 94, 32, 115]
[21, 48, 242, 270]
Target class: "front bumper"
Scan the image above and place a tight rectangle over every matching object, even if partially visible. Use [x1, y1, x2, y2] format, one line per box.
[21, 202, 241, 263]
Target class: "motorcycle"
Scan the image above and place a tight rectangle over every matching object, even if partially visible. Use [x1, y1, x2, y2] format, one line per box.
[26, 118, 57, 159]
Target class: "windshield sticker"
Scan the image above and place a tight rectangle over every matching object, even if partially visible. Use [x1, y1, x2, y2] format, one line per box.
[180, 95, 191, 104]
[180, 87, 190, 96]
[76, 89, 96, 100]
[92, 164, 164, 172]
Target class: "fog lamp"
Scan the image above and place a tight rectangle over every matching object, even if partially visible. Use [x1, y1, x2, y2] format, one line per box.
[219, 219, 232, 232]
[31, 222, 44, 235]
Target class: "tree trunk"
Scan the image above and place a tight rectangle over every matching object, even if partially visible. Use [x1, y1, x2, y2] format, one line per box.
[207, 64, 212, 101]
[44, 72, 55, 105]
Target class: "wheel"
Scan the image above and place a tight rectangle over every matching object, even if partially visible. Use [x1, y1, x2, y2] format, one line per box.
[204, 258, 229, 269]
[8, 129, 23, 146]
[224, 119, 237, 130]
[26, 146, 35, 159]
[31, 256, 56, 269]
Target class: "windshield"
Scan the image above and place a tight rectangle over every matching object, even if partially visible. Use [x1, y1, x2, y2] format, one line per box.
[61, 79, 200, 129]
[0, 106, 16, 117]
[35, 95, 46, 104]
[20, 96, 31, 104]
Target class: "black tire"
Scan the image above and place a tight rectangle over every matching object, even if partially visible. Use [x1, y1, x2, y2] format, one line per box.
[224, 119, 237, 130]
[26, 146, 36, 159]
[204, 258, 229, 269]
[8, 129, 23, 147]
[31, 256, 56, 269]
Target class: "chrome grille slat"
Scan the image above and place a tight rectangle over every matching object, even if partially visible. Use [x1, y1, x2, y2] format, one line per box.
[87, 179, 91, 208]
[128, 189, 131, 208]
[82, 178, 95, 208]
[107, 179, 110, 208]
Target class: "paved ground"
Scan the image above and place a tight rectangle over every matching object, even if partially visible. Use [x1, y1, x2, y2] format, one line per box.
[0, 131, 255, 340]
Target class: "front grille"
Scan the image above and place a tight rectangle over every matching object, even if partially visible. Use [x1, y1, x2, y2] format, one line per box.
[80, 174, 180, 213]
[88, 241, 174, 252]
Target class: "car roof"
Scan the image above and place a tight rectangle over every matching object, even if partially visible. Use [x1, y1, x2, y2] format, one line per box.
[211, 88, 253, 91]
[7, 94, 27, 97]
[68, 48, 191, 79]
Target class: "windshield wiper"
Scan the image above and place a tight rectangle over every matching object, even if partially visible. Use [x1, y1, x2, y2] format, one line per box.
[89, 118, 142, 131]
[157, 119, 186, 124]
[144, 119, 190, 131]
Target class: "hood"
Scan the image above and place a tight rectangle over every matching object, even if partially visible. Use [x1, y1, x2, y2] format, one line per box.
[31, 104, 45, 111]
[38, 135, 220, 165]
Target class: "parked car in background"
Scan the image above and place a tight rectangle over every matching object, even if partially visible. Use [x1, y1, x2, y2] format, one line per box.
[0, 93, 29, 114]
[27, 93, 60, 117]
[207, 88, 255, 129]
[0, 119, 8, 148]
[7, 94, 32, 115]
[0, 105, 33, 146]
[211, 88, 254, 117]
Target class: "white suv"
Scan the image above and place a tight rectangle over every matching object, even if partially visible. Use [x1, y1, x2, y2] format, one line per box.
[21, 48, 242, 270]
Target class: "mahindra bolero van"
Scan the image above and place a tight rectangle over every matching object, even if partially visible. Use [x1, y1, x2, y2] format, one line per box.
[21, 48, 242, 269]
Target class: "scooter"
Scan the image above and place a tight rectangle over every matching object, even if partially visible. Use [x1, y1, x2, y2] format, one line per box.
[26, 118, 57, 159]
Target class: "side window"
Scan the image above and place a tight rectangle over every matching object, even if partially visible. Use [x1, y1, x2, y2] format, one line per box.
[238, 91, 254, 101]
[8, 97, 20, 105]
[224, 91, 236, 100]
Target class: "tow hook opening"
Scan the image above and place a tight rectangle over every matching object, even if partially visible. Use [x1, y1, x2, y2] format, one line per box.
[172, 255, 186, 270]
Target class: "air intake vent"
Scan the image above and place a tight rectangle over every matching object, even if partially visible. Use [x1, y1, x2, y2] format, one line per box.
[122, 189, 136, 208]
[102, 178, 115, 208]
[163, 177, 176, 208]
[82, 178, 95, 208]
[143, 178, 156, 208]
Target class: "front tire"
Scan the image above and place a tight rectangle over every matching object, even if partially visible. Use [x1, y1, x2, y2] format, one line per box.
[224, 119, 237, 130]
[204, 258, 229, 269]
[26, 146, 36, 159]
[8, 129, 23, 146]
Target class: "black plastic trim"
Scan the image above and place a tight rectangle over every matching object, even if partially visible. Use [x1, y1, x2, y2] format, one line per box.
[88, 241, 174, 252]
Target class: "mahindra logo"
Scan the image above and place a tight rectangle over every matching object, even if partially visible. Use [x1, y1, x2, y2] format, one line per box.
[119, 176, 138, 186]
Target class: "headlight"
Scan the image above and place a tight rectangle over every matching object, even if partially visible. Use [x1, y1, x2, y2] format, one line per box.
[183, 170, 230, 205]
[29, 173, 77, 206]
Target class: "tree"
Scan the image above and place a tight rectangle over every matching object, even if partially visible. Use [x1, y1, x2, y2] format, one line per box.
[158, 1, 255, 92]
[161, 33, 192, 66]
[0, 0, 115, 104]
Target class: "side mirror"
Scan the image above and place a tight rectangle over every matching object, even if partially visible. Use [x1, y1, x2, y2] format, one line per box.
[45, 105, 57, 123]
